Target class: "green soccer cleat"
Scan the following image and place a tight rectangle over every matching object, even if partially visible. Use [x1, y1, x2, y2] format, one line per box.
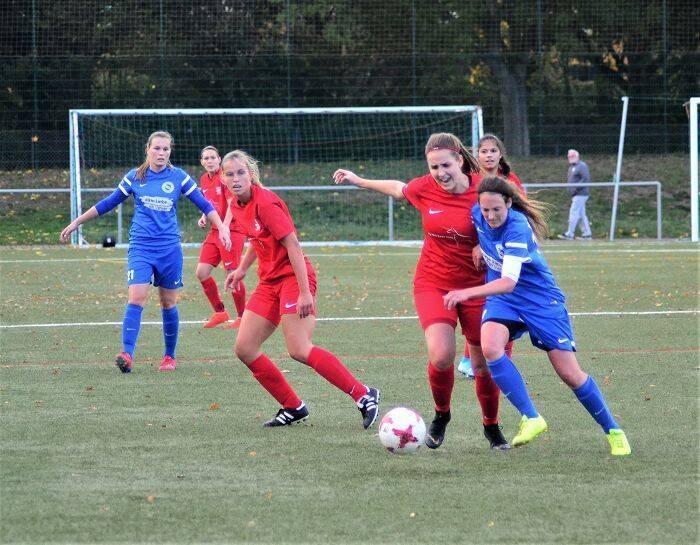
[606, 429, 631, 456]
[512, 415, 548, 447]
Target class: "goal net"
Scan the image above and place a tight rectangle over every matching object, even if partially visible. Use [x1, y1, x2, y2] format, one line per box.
[68, 106, 483, 246]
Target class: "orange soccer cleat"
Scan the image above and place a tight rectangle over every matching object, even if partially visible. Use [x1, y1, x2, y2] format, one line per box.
[159, 355, 177, 372]
[222, 316, 242, 330]
[203, 310, 230, 328]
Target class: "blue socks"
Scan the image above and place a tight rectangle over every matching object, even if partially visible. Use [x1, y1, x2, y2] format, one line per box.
[573, 376, 619, 433]
[162, 306, 179, 358]
[121, 303, 143, 356]
[487, 354, 539, 418]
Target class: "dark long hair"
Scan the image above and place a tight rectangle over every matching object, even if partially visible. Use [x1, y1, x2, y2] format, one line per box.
[478, 176, 550, 240]
[477, 133, 512, 177]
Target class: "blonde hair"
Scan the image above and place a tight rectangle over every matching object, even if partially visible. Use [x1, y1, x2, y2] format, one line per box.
[478, 176, 551, 240]
[136, 131, 174, 180]
[478, 133, 512, 177]
[424, 132, 480, 174]
[221, 149, 263, 187]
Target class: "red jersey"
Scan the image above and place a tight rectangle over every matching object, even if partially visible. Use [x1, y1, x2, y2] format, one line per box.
[229, 184, 313, 282]
[472, 170, 525, 193]
[403, 173, 484, 291]
[200, 170, 246, 235]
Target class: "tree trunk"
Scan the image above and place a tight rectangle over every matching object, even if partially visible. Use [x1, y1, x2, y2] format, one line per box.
[490, 58, 531, 156]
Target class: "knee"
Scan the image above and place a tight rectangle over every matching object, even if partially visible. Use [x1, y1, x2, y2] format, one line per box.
[480, 341, 505, 362]
[287, 343, 311, 364]
[234, 343, 255, 365]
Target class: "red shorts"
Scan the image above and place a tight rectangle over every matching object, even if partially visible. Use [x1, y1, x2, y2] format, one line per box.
[413, 285, 484, 345]
[198, 230, 246, 270]
[246, 272, 318, 326]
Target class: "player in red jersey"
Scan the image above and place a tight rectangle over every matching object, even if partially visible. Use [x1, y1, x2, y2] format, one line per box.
[221, 149, 381, 429]
[333, 132, 509, 450]
[458, 133, 523, 379]
[196, 146, 247, 329]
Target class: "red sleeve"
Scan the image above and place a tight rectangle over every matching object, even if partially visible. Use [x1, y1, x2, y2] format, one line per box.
[508, 172, 525, 192]
[257, 201, 295, 241]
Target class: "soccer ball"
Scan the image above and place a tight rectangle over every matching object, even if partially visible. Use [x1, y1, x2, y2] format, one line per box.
[378, 407, 426, 454]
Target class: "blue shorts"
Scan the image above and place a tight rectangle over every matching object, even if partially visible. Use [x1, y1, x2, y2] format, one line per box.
[482, 297, 577, 352]
[126, 244, 184, 289]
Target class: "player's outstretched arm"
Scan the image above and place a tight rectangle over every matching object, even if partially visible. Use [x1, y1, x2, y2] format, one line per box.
[332, 169, 406, 199]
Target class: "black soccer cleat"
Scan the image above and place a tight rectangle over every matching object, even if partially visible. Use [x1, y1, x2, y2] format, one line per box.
[483, 423, 511, 450]
[356, 387, 381, 429]
[424, 410, 451, 449]
[263, 403, 309, 427]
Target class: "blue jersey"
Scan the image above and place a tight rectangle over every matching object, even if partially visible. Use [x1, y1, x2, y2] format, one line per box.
[472, 204, 566, 308]
[96, 165, 213, 249]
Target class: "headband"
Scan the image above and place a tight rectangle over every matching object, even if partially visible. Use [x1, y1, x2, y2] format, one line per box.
[426, 145, 461, 155]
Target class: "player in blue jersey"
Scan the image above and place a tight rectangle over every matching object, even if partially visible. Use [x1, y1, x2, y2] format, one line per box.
[443, 176, 631, 456]
[60, 131, 231, 373]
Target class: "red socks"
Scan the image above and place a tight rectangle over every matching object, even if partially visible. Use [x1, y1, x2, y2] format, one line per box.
[248, 354, 302, 409]
[427, 362, 454, 413]
[306, 346, 366, 401]
[474, 373, 500, 425]
[232, 280, 246, 317]
[200, 277, 224, 312]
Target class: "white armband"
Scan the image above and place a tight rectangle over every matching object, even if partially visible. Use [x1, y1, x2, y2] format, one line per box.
[501, 255, 523, 283]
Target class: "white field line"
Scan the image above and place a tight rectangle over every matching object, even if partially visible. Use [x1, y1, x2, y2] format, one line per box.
[0, 309, 697, 329]
[0, 246, 698, 264]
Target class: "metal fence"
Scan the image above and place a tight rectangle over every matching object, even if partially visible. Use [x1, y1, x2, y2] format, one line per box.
[1, 0, 697, 169]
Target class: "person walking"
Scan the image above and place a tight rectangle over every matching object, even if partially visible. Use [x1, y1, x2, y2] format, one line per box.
[558, 149, 592, 240]
[60, 131, 231, 373]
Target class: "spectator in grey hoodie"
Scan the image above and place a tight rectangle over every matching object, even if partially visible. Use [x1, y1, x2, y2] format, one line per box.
[558, 149, 592, 240]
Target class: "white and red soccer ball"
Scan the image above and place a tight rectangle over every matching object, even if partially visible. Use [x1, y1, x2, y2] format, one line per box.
[378, 407, 426, 454]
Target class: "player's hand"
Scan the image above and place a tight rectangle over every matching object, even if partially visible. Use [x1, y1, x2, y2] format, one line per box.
[197, 214, 207, 229]
[225, 268, 245, 292]
[218, 229, 231, 251]
[472, 244, 485, 271]
[332, 169, 359, 186]
[59, 223, 76, 243]
[443, 289, 472, 310]
[296, 291, 315, 319]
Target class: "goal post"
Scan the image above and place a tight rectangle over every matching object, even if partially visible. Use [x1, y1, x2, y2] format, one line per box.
[68, 106, 483, 246]
[689, 97, 699, 242]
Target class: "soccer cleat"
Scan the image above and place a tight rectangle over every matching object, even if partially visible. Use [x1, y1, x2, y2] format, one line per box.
[263, 403, 309, 427]
[512, 415, 548, 447]
[158, 355, 177, 372]
[577, 235, 593, 240]
[356, 387, 381, 429]
[607, 428, 631, 456]
[556, 233, 574, 240]
[115, 352, 133, 373]
[424, 410, 451, 449]
[222, 316, 242, 330]
[483, 423, 511, 450]
[457, 356, 475, 379]
[203, 310, 230, 328]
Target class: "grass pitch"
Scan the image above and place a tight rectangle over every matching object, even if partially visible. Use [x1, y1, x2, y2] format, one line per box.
[0, 241, 698, 544]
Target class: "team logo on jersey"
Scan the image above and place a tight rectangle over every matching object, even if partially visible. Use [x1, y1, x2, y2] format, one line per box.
[161, 181, 175, 193]
[254, 219, 261, 232]
[495, 243, 505, 259]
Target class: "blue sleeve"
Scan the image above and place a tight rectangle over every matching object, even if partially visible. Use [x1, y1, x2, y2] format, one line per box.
[187, 186, 215, 215]
[95, 188, 129, 215]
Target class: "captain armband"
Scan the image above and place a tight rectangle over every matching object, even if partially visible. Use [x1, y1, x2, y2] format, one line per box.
[501, 255, 523, 283]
